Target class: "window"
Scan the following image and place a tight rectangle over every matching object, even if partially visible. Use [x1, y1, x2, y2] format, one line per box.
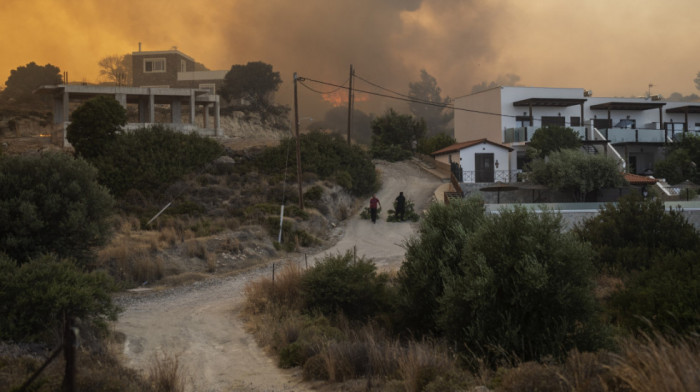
[199, 83, 216, 94]
[144, 58, 166, 73]
[541, 116, 565, 127]
[570, 116, 581, 126]
[180, 60, 187, 72]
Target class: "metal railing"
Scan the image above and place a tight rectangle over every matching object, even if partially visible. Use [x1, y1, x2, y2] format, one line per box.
[504, 126, 588, 143]
[462, 170, 521, 183]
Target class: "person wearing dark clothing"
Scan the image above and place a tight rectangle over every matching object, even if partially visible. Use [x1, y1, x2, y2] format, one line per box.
[395, 192, 406, 221]
[369, 195, 381, 223]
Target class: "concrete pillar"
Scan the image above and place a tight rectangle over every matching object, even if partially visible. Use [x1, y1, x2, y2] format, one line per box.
[171, 100, 182, 123]
[215, 98, 221, 136]
[203, 104, 210, 129]
[148, 90, 155, 123]
[61, 91, 70, 147]
[189, 90, 196, 124]
[115, 93, 127, 109]
[138, 98, 148, 123]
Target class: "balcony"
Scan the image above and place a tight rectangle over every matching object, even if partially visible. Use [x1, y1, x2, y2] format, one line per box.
[504, 126, 588, 143]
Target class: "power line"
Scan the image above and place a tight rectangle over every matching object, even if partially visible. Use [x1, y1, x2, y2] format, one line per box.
[298, 74, 588, 126]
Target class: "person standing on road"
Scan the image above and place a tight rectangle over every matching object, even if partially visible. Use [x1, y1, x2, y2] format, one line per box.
[395, 192, 406, 221]
[369, 194, 381, 223]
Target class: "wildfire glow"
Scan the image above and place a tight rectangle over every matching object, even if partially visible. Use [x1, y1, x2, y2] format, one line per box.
[322, 91, 370, 107]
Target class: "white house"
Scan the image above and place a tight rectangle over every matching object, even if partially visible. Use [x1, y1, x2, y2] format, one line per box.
[452, 86, 700, 182]
[432, 138, 513, 183]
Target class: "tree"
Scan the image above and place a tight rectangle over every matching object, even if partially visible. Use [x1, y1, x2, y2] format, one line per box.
[527, 125, 582, 159]
[471, 74, 521, 94]
[416, 132, 456, 155]
[67, 95, 127, 158]
[0, 152, 114, 266]
[301, 251, 393, 320]
[397, 202, 605, 365]
[0, 254, 119, 343]
[408, 70, 453, 137]
[370, 108, 426, 161]
[653, 134, 700, 184]
[221, 61, 282, 114]
[1, 62, 61, 102]
[573, 195, 700, 273]
[396, 198, 486, 334]
[98, 54, 131, 86]
[528, 149, 624, 201]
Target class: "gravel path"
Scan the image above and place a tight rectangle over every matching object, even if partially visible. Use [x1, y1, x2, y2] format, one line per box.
[113, 160, 443, 392]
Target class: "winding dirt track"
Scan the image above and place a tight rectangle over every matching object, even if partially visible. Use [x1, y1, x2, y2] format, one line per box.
[114, 160, 443, 392]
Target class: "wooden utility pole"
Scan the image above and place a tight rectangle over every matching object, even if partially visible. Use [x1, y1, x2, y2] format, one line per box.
[293, 73, 304, 209]
[347, 64, 354, 145]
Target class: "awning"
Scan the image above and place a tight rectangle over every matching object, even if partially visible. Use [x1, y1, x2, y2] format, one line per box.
[665, 105, 700, 114]
[590, 102, 665, 111]
[513, 98, 587, 107]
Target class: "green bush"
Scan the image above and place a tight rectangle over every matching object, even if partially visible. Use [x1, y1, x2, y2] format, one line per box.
[396, 198, 485, 335]
[0, 254, 119, 343]
[416, 132, 456, 155]
[88, 126, 223, 197]
[301, 251, 393, 320]
[257, 131, 378, 196]
[387, 198, 419, 222]
[574, 195, 700, 273]
[67, 96, 127, 159]
[608, 250, 700, 334]
[398, 201, 606, 365]
[0, 152, 114, 266]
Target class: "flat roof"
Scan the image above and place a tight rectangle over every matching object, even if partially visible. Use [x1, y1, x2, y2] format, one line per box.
[666, 105, 700, 114]
[131, 49, 195, 62]
[590, 101, 665, 111]
[513, 98, 587, 107]
[34, 84, 218, 104]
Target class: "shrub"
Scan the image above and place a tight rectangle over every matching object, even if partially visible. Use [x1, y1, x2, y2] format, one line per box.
[608, 250, 700, 334]
[67, 96, 127, 158]
[416, 132, 456, 155]
[0, 254, 119, 343]
[301, 251, 393, 321]
[257, 131, 378, 196]
[396, 197, 486, 335]
[0, 152, 114, 266]
[88, 125, 223, 197]
[387, 198, 419, 222]
[574, 195, 700, 273]
[527, 125, 582, 159]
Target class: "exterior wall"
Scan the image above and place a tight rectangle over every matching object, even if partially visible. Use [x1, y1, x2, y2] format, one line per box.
[175, 70, 228, 93]
[132, 51, 196, 87]
[501, 87, 585, 130]
[454, 87, 502, 143]
[458, 142, 511, 183]
[434, 151, 460, 168]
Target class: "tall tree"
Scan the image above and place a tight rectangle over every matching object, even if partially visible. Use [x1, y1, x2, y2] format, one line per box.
[408, 70, 452, 137]
[654, 134, 700, 184]
[370, 108, 426, 161]
[1, 62, 61, 102]
[221, 61, 282, 114]
[98, 54, 131, 86]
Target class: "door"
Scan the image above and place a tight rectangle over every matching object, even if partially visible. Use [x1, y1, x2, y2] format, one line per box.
[475, 153, 494, 183]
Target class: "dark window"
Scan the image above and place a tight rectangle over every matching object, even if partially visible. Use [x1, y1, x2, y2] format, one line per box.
[594, 118, 613, 129]
[542, 116, 565, 127]
[570, 117, 581, 126]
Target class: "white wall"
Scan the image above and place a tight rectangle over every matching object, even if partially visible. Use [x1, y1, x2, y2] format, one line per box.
[459, 141, 511, 183]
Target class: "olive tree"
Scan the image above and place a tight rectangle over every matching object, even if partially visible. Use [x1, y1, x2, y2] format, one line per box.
[67, 96, 127, 158]
[0, 152, 114, 266]
[527, 125, 582, 159]
[529, 149, 624, 201]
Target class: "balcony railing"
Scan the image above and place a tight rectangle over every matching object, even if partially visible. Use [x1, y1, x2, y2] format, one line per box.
[504, 126, 588, 143]
[462, 170, 521, 183]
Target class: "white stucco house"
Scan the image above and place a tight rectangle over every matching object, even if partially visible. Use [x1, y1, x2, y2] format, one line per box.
[451, 86, 700, 183]
[431, 138, 513, 183]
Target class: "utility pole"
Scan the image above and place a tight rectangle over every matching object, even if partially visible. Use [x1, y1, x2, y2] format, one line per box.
[347, 64, 354, 145]
[293, 73, 304, 209]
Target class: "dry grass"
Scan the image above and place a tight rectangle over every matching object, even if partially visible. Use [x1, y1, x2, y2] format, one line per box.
[148, 352, 188, 392]
[158, 271, 209, 287]
[609, 332, 700, 392]
[243, 261, 305, 316]
[97, 234, 165, 284]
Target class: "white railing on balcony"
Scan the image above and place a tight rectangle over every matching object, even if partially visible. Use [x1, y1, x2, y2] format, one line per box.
[598, 128, 666, 143]
[592, 127, 626, 170]
[504, 126, 588, 143]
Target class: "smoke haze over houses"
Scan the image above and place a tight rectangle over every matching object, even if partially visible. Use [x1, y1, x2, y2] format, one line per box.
[2, 0, 699, 119]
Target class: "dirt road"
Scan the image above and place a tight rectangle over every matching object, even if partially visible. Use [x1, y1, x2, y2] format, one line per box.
[114, 160, 443, 392]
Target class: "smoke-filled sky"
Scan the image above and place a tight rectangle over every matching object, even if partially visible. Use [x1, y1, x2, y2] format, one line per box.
[2, 0, 699, 118]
